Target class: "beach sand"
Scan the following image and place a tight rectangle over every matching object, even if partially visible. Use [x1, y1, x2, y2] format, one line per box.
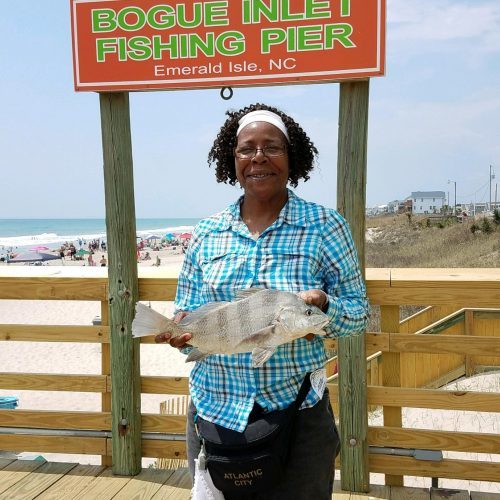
[0, 249, 191, 467]
[0, 251, 499, 491]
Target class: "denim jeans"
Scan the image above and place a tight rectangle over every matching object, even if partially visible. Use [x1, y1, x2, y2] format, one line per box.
[186, 388, 340, 500]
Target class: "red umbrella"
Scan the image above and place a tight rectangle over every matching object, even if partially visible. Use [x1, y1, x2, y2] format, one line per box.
[179, 232, 192, 240]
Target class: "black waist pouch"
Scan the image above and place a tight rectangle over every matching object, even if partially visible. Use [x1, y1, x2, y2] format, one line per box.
[196, 373, 311, 494]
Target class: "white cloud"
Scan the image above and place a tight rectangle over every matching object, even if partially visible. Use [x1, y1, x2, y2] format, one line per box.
[388, 0, 500, 48]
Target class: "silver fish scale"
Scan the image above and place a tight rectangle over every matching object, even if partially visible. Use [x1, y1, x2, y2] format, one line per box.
[175, 288, 327, 357]
[187, 290, 278, 353]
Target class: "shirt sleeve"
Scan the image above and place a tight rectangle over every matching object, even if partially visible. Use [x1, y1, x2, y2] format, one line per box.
[173, 228, 204, 355]
[321, 212, 370, 337]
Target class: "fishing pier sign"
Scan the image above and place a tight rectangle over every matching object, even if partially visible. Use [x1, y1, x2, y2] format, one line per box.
[71, 0, 385, 91]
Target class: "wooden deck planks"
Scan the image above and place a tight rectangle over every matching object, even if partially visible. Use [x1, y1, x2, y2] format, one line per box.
[36, 464, 106, 500]
[391, 485, 430, 499]
[0, 461, 77, 499]
[151, 468, 191, 499]
[333, 482, 391, 499]
[0, 458, 48, 495]
[0, 458, 14, 470]
[431, 487, 470, 499]
[113, 467, 176, 500]
[2, 461, 500, 499]
[71, 467, 132, 500]
[470, 492, 500, 499]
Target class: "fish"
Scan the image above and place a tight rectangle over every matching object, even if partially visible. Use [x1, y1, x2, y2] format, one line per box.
[132, 287, 329, 367]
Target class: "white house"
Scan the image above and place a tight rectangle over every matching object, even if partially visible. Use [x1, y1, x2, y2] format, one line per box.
[410, 191, 446, 214]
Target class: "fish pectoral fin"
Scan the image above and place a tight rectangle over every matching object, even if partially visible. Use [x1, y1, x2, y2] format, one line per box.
[251, 347, 276, 368]
[235, 325, 276, 349]
[185, 348, 208, 363]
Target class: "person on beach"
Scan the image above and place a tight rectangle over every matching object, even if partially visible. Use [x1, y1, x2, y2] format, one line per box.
[100, 255, 107, 267]
[155, 103, 369, 499]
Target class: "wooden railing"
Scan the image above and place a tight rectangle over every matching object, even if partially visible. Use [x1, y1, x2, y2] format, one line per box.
[0, 267, 499, 486]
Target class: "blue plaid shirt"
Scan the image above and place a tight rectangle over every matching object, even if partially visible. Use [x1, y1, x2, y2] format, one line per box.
[174, 190, 369, 431]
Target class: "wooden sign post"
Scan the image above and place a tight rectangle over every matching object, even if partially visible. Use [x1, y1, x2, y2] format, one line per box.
[337, 80, 370, 492]
[100, 92, 142, 475]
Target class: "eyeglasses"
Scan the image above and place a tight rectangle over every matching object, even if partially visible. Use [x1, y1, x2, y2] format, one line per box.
[234, 145, 287, 159]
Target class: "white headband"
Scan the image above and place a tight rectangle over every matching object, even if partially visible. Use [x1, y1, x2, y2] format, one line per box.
[236, 110, 290, 142]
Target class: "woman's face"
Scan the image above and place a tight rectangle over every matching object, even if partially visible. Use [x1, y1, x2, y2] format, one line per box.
[235, 121, 289, 202]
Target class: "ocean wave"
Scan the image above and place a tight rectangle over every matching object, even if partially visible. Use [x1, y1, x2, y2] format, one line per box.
[0, 226, 195, 250]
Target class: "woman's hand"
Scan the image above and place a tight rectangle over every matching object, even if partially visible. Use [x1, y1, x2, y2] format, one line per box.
[297, 289, 329, 341]
[297, 289, 329, 312]
[154, 311, 192, 348]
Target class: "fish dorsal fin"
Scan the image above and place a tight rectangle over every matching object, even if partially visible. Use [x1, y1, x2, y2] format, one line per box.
[178, 301, 230, 326]
[234, 287, 266, 301]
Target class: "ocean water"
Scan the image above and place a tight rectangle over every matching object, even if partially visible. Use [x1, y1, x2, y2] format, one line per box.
[0, 219, 200, 250]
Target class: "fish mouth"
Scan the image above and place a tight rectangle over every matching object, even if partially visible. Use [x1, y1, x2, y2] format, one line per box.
[314, 318, 330, 334]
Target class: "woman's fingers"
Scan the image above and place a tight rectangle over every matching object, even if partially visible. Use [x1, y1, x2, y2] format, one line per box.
[154, 332, 172, 344]
[170, 333, 192, 348]
[297, 289, 328, 310]
[154, 331, 192, 348]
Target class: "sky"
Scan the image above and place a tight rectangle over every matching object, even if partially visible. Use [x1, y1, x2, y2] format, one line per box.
[1, 0, 499, 218]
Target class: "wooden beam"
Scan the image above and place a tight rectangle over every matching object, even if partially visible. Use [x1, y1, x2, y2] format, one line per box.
[337, 79, 370, 493]
[388, 333, 500, 356]
[361, 386, 500, 412]
[380, 305, 403, 486]
[0, 373, 107, 392]
[0, 410, 111, 430]
[140, 376, 189, 395]
[0, 324, 109, 343]
[100, 91, 141, 475]
[0, 409, 186, 434]
[369, 426, 500, 454]
[369, 455, 500, 483]
[0, 435, 106, 455]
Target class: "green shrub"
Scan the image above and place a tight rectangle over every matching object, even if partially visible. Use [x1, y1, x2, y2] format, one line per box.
[470, 223, 480, 234]
[481, 218, 494, 234]
[494, 209, 500, 225]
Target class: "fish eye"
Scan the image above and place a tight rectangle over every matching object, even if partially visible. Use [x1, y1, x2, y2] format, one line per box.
[305, 308, 313, 316]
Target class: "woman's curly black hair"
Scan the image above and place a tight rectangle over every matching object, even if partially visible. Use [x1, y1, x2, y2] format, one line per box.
[208, 103, 318, 188]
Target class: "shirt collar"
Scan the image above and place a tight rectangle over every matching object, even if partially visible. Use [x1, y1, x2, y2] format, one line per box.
[222, 189, 307, 229]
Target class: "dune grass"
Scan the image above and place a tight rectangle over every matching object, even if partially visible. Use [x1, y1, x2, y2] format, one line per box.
[366, 214, 500, 268]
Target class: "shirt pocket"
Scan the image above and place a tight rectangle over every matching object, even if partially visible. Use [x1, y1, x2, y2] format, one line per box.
[200, 251, 248, 296]
[259, 248, 322, 291]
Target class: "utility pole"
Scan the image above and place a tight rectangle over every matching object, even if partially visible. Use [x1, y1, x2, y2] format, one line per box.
[490, 165, 493, 211]
[448, 179, 457, 215]
[490, 165, 496, 212]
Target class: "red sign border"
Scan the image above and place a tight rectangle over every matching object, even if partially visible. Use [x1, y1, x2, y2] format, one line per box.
[71, 0, 386, 92]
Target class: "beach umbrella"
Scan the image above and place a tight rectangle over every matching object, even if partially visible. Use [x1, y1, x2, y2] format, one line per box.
[163, 233, 175, 240]
[30, 246, 49, 252]
[145, 235, 161, 241]
[76, 249, 91, 256]
[8, 252, 61, 263]
[179, 232, 192, 240]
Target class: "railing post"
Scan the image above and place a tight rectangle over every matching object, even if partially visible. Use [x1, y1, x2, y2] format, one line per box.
[380, 305, 403, 486]
[100, 301, 112, 467]
[99, 91, 141, 475]
[465, 310, 475, 376]
[337, 80, 370, 492]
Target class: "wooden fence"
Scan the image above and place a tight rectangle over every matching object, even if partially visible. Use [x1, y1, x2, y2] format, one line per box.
[0, 267, 499, 485]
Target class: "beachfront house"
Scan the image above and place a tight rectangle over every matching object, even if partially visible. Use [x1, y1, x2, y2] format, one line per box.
[410, 191, 446, 214]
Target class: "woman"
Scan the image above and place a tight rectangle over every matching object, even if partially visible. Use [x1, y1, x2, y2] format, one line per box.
[156, 103, 369, 499]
